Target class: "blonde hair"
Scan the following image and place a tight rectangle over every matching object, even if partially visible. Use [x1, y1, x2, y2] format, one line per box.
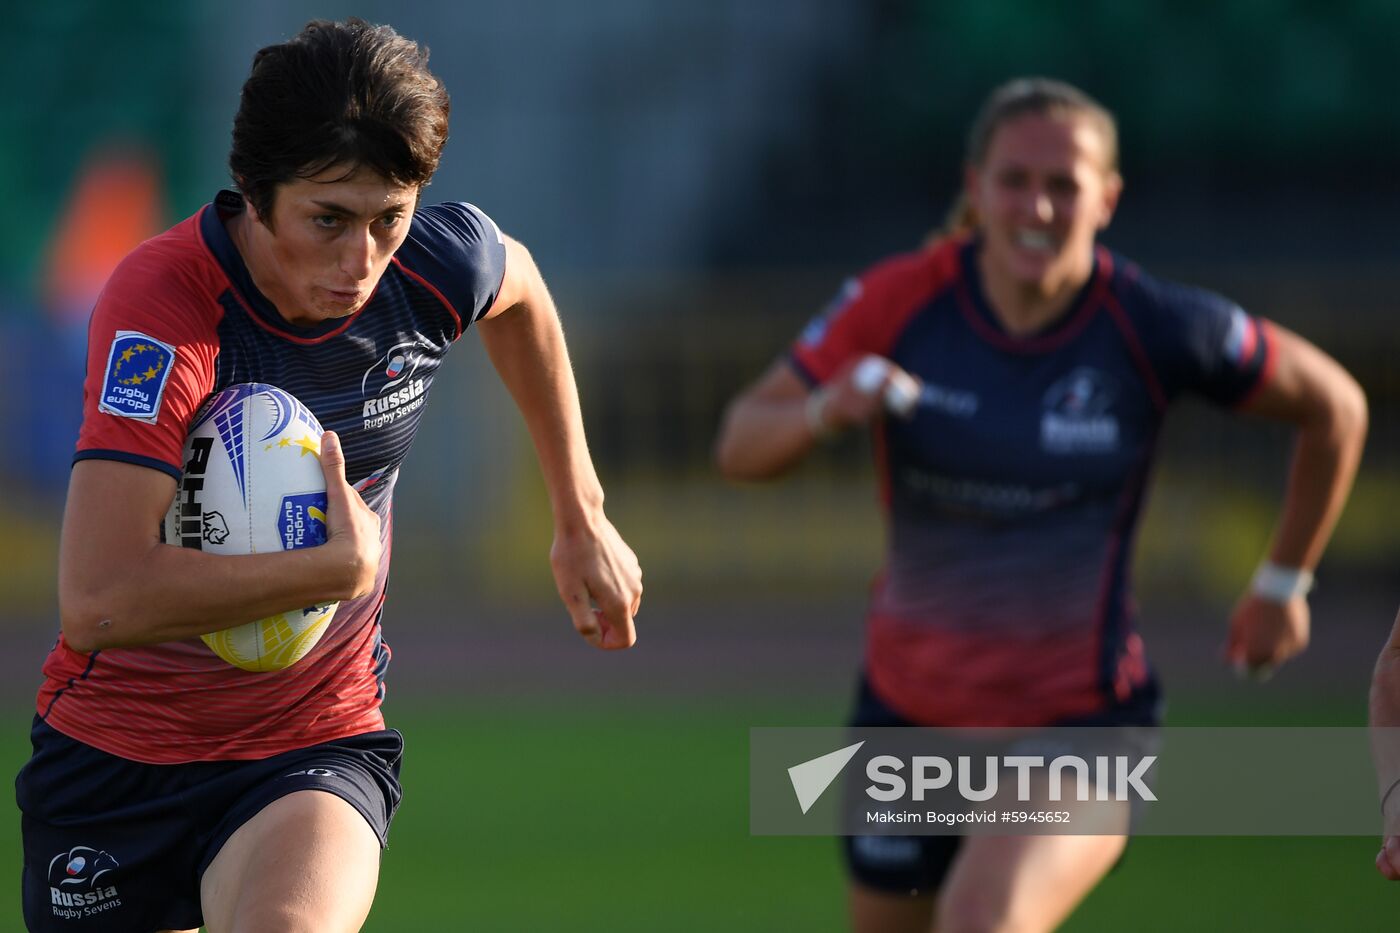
[939, 77, 1119, 239]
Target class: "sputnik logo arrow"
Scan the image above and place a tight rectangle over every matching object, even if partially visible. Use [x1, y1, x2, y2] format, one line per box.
[788, 741, 865, 814]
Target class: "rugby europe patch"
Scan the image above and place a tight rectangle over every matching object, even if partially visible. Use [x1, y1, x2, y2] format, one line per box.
[98, 331, 176, 422]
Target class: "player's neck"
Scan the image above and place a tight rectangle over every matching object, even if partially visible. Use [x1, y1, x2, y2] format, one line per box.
[226, 211, 300, 326]
[978, 251, 1092, 337]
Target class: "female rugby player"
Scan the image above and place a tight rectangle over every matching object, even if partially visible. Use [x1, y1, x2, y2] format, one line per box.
[717, 77, 1366, 933]
[18, 19, 641, 933]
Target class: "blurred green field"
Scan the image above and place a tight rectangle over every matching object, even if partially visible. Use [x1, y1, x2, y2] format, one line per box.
[3, 698, 1396, 931]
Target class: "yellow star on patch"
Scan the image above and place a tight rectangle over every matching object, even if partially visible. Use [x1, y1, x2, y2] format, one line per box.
[143, 366, 159, 380]
[119, 349, 136, 364]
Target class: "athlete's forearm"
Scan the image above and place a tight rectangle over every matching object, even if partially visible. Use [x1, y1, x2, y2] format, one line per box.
[1371, 611, 1400, 843]
[1262, 379, 1367, 569]
[477, 294, 605, 532]
[61, 540, 363, 652]
[59, 456, 375, 652]
[1372, 615, 1400, 728]
[715, 393, 819, 480]
[1239, 326, 1367, 570]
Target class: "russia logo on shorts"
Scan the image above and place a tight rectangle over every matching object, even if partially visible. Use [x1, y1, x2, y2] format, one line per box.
[47, 846, 118, 888]
[98, 330, 176, 423]
[47, 846, 122, 914]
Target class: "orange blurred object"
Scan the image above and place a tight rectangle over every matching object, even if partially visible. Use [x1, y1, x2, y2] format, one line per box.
[44, 145, 165, 323]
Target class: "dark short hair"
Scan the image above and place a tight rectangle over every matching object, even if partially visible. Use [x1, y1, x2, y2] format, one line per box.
[229, 18, 450, 223]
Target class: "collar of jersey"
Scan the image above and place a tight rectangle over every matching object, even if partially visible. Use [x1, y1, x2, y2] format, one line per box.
[956, 238, 1107, 353]
[200, 190, 372, 342]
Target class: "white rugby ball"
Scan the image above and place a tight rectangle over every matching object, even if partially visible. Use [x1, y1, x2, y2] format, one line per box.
[163, 383, 337, 672]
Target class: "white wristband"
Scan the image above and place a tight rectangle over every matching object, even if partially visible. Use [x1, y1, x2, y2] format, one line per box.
[853, 355, 920, 417]
[1251, 561, 1314, 603]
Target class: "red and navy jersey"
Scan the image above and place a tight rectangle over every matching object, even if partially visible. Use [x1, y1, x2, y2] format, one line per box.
[37, 191, 506, 763]
[791, 237, 1273, 727]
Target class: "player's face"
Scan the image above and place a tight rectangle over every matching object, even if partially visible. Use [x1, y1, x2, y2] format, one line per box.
[966, 112, 1120, 295]
[246, 166, 419, 328]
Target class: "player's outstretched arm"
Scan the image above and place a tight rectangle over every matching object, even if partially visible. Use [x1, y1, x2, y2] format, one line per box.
[59, 432, 380, 652]
[715, 355, 916, 480]
[1371, 607, 1400, 879]
[1223, 324, 1367, 675]
[475, 235, 641, 650]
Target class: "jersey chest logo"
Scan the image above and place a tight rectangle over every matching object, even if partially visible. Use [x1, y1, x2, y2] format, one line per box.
[360, 339, 431, 431]
[1040, 367, 1119, 454]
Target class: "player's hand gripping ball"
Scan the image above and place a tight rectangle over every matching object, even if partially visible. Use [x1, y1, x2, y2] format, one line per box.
[163, 384, 338, 672]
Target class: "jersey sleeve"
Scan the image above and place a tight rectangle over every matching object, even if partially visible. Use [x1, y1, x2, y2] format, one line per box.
[789, 249, 940, 386]
[1130, 277, 1273, 407]
[401, 202, 509, 332]
[74, 248, 221, 481]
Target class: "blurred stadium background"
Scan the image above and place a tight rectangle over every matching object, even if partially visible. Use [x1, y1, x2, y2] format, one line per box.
[2, 1, 1397, 929]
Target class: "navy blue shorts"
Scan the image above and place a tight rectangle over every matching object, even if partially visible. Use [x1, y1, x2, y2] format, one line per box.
[841, 674, 1161, 895]
[16, 716, 403, 932]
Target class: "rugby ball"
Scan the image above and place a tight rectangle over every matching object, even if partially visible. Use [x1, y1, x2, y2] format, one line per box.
[162, 383, 337, 672]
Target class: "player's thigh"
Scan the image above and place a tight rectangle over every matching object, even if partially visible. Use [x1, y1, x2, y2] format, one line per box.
[843, 834, 957, 933]
[936, 832, 1126, 933]
[200, 789, 382, 933]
